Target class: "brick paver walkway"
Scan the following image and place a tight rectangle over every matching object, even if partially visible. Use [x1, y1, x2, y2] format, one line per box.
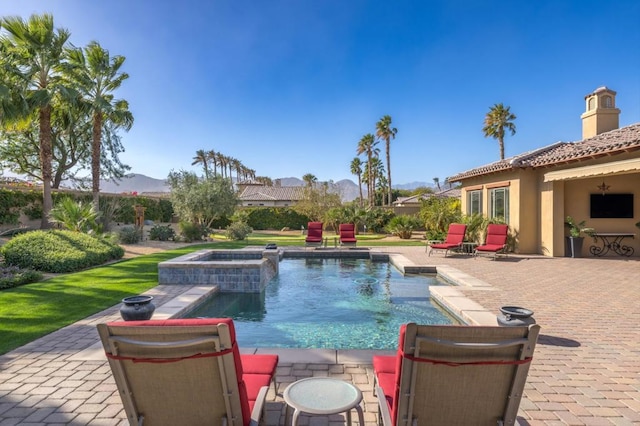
[0, 247, 638, 425]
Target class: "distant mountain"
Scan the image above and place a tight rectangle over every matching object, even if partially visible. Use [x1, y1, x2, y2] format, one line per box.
[393, 181, 432, 190]
[101, 174, 170, 194]
[98, 173, 426, 200]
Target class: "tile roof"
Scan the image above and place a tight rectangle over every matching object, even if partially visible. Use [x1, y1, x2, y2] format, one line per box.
[238, 185, 305, 201]
[393, 188, 461, 205]
[448, 123, 640, 181]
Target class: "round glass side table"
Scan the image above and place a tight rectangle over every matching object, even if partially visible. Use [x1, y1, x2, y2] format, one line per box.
[283, 377, 365, 426]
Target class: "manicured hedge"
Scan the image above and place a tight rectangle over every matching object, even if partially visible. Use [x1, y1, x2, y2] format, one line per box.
[1, 230, 125, 273]
[244, 207, 309, 230]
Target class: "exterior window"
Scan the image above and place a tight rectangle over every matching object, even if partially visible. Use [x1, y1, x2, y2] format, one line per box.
[489, 187, 509, 222]
[467, 190, 482, 215]
[602, 95, 612, 108]
[588, 97, 595, 110]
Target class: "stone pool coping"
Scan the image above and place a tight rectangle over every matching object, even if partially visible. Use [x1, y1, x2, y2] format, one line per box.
[73, 250, 497, 363]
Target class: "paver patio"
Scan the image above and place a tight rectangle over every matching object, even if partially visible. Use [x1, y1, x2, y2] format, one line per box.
[0, 246, 638, 425]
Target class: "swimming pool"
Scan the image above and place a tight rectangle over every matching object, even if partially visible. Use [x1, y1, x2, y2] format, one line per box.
[183, 258, 457, 349]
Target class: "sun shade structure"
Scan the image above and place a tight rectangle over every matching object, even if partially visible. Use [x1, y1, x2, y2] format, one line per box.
[373, 323, 540, 426]
[427, 223, 467, 256]
[97, 318, 278, 426]
[305, 222, 324, 246]
[475, 224, 509, 259]
[338, 223, 357, 246]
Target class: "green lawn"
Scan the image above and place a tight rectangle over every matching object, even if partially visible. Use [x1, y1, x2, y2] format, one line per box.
[0, 233, 423, 355]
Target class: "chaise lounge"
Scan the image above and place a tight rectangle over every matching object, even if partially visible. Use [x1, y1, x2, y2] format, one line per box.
[338, 223, 357, 247]
[427, 223, 467, 256]
[97, 318, 279, 426]
[305, 221, 324, 247]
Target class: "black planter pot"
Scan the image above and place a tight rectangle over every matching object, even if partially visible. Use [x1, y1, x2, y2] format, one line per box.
[120, 295, 155, 321]
[497, 306, 536, 327]
[565, 236, 584, 258]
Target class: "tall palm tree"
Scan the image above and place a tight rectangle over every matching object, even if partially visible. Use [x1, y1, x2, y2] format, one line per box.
[433, 177, 441, 191]
[350, 157, 364, 207]
[376, 115, 397, 206]
[483, 103, 516, 160]
[302, 173, 317, 187]
[206, 150, 217, 176]
[1, 14, 72, 228]
[64, 41, 133, 211]
[356, 134, 379, 207]
[191, 149, 209, 178]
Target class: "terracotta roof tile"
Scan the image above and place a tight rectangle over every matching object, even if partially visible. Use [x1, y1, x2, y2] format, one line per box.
[448, 123, 640, 181]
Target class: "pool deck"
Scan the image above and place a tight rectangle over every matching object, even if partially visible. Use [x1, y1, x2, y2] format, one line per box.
[0, 246, 638, 425]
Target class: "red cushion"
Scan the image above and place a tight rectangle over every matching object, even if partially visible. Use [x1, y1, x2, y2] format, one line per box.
[241, 354, 279, 376]
[244, 373, 272, 414]
[373, 355, 396, 375]
[376, 372, 396, 412]
[430, 242, 460, 250]
[476, 244, 504, 252]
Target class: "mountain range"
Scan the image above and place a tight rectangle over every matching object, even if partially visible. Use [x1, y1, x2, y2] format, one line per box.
[101, 174, 433, 201]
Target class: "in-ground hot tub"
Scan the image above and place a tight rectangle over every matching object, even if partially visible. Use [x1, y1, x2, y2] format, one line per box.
[158, 249, 279, 293]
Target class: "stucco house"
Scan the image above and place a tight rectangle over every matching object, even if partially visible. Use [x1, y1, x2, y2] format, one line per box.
[448, 87, 639, 257]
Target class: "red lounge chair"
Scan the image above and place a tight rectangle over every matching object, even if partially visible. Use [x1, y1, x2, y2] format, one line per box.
[427, 223, 467, 256]
[339, 223, 357, 246]
[97, 318, 278, 426]
[373, 323, 540, 426]
[475, 224, 509, 259]
[305, 221, 324, 246]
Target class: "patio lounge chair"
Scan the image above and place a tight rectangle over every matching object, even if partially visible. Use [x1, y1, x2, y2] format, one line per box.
[373, 323, 540, 426]
[427, 223, 467, 256]
[97, 318, 278, 426]
[305, 221, 324, 247]
[475, 224, 509, 259]
[338, 223, 357, 246]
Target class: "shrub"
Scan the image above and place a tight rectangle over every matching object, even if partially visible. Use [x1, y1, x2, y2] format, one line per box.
[179, 221, 204, 242]
[386, 215, 422, 239]
[0, 265, 42, 290]
[225, 222, 252, 241]
[49, 197, 101, 234]
[1, 230, 124, 273]
[149, 224, 175, 241]
[118, 226, 140, 244]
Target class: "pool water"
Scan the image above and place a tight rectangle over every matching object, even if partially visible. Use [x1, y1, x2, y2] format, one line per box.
[184, 258, 455, 349]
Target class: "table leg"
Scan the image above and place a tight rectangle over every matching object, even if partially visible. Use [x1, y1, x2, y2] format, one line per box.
[292, 409, 301, 426]
[355, 405, 365, 426]
[285, 404, 291, 426]
[346, 409, 352, 426]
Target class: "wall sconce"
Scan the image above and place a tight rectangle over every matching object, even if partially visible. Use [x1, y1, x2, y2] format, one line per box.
[596, 180, 610, 195]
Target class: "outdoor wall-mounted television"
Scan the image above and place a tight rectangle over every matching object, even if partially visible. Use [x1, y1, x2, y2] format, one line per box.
[590, 193, 634, 218]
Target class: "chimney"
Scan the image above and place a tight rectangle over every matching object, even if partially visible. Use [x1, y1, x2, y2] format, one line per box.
[580, 86, 620, 139]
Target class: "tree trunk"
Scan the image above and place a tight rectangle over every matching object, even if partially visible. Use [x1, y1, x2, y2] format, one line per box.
[92, 111, 102, 211]
[386, 140, 392, 206]
[39, 106, 53, 229]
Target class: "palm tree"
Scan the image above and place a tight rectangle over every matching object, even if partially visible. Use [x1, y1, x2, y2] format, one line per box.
[376, 115, 398, 206]
[64, 41, 133, 211]
[350, 157, 364, 207]
[206, 150, 217, 176]
[302, 173, 317, 187]
[433, 177, 441, 191]
[356, 134, 379, 207]
[191, 149, 209, 178]
[1, 14, 72, 228]
[482, 103, 516, 160]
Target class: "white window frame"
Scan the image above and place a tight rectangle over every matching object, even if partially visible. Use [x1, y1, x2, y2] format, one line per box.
[467, 190, 482, 215]
[489, 187, 509, 222]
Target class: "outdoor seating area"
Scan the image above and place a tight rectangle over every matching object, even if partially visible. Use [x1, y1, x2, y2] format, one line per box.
[0, 246, 638, 425]
[339, 223, 357, 246]
[427, 223, 467, 257]
[474, 224, 509, 259]
[304, 221, 324, 247]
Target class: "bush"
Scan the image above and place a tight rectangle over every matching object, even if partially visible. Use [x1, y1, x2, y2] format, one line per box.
[118, 226, 140, 244]
[225, 222, 252, 241]
[179, 221, 204, 242]
[149, 224, 175, 241]
[386, 215, 422, 239]
[0, 265, 42, 290]
[1, 230, 124, 273]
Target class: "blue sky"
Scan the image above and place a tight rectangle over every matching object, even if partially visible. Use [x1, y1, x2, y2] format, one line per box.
[2, 1, 639, 185]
